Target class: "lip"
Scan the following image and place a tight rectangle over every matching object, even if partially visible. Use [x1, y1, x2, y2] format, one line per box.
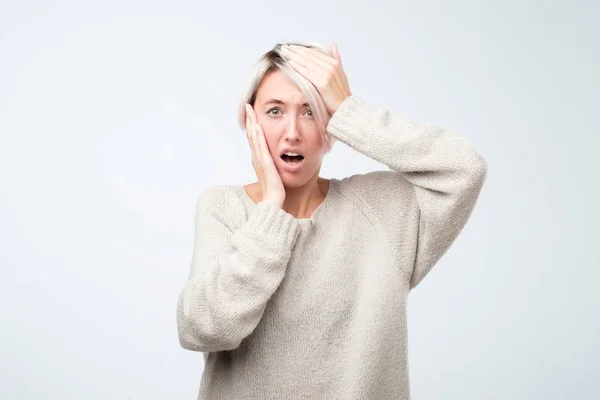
[278, 156, 305, 173]
[279, 147, 305, 157]
[278, 148, 306, 173]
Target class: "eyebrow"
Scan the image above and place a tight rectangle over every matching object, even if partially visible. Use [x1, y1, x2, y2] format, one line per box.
[262, 98, 310, 107]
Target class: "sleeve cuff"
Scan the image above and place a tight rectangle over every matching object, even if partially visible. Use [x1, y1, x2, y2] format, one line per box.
[243, 202, 300, 249]
[326, 95, 371, 147]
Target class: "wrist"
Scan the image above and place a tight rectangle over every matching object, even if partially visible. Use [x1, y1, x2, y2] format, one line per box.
[260, 197, 284, 209]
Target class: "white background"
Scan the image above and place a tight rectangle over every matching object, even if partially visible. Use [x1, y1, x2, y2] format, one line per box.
[1, 0, 598, 399]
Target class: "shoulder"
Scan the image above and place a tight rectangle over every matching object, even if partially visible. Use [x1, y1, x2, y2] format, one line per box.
[195, 185, 229, 210]
[194, 184, 249, 221]
[333, 169, 419, 228]
[336, 170, 414, 203]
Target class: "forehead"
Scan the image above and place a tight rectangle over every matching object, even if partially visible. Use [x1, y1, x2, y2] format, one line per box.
[255, 71, 307, 105]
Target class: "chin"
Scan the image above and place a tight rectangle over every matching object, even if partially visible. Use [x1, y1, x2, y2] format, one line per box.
[281, 175, 312, 188]
[279, 168, 321, 189]
[276, 158, 322, 188]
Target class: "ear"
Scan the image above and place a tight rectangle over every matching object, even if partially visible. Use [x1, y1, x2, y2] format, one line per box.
[330, 43, 342, 63]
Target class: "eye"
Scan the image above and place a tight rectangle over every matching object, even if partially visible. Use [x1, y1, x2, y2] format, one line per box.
[304, 109, 314, 117]
[266, 107, 282, 116]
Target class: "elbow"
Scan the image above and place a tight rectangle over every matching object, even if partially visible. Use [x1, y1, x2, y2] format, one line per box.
[177, 320, 242, 352]
[465, 150, 488, 193]
[178, 326, 204, 352]
[177, 316, 205, 351]
[475, 152, 488, 182]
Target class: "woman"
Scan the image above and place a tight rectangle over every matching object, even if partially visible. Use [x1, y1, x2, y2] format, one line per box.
[177, 42, 487, 399]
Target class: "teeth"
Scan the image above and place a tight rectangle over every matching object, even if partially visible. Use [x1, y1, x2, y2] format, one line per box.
[284, 152, 301, 156]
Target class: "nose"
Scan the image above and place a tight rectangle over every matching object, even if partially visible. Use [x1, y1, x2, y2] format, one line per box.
[284, 118, 301, 142]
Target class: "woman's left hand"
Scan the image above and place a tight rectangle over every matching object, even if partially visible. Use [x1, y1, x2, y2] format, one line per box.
[280, 43, 352, 115]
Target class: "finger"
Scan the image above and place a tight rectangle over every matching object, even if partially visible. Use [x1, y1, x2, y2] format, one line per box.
[283, 51, 330, 89]
[246, 104, 257, 125]
[287, 55, 345, 99]
[283, 47, 334, 77]
[246, 117, 256, 152]
[286, 58, 314, 82]
[283, 46, 343, 90]
[246, 124, 259, 171]
[287, 44, 336, 66]
[330, 42, 343, 64]
[245, 111, 257, 146]
[245, 105, 251, 133]
[246, 107, 263, 162]
[245, 113, 252, 136]
[254, 122, 271, 163]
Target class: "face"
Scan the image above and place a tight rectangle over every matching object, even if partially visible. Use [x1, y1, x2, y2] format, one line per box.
[252, 70, 325, 188]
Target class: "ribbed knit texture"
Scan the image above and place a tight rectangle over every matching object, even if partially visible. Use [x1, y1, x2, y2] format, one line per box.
[177, 95, 488, 399]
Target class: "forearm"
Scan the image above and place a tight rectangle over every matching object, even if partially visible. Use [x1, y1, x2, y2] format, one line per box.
[177, 201, 300, 352]
[327, 95, 487, 193]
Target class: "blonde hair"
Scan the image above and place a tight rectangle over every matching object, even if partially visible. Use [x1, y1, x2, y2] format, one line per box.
[237, 42, 336, 154]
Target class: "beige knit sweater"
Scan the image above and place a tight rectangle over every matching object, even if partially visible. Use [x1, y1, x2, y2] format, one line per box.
[177, 96, 487, 399]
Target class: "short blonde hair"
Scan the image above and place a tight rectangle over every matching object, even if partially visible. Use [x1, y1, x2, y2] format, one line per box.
[237, 42, 336, 154]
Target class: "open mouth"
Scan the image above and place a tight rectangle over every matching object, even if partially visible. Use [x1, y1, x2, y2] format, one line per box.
[280, 152, 305, 164]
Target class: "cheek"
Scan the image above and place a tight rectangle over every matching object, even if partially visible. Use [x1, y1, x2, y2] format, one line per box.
[301, 123, 323, 148]
[256, 114, 278, 135]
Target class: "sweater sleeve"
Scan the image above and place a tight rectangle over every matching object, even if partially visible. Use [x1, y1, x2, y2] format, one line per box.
[327, 96, 487, 290]
[177, 186, 301, 352]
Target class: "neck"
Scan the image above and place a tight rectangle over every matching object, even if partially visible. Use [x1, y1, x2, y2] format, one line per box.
[283, 176, 328, 219]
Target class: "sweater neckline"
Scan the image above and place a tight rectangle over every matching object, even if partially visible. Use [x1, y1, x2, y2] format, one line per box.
[237, 178, 338, 224]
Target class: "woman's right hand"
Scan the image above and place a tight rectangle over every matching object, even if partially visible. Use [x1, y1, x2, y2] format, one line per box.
[245, 104, 286, 208]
